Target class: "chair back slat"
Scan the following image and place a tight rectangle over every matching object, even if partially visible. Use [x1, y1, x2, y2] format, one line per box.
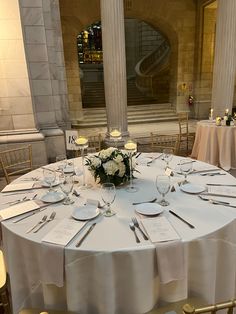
[183, 299, 236, 314]
[0, 145, 33, 184]
[150, 133, 179, 155]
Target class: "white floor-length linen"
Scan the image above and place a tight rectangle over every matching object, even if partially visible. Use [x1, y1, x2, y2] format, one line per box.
[1, 155, 236, 314]
[191, 120, 236, 170]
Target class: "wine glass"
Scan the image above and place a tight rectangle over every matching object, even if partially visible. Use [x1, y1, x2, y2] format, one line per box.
[43, 168, 56, 193]
[124, 139, 138, 193]
[100, 182, 116, 217]
[163, 148, 174, 169]
[60, 174, 75, 205]
[179, 158, 193, 184]
[56, 155, 67, 171]
[156, 175, 170, 206]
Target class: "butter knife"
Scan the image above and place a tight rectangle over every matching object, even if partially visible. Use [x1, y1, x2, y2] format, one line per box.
[76, 223, 96, 247]
[169, 210, 195, 229]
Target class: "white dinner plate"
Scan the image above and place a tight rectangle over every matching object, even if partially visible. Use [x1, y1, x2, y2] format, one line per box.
[41, 180, 60, 187]
[180, 183, 206, 194]
[72, 205, 100, 221]
[63, 166, 74, 173]
[135, 203, 163, 216]
[41, 191, 65, 203]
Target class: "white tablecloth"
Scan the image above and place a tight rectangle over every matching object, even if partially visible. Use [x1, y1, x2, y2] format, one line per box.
[191, 120, 236, 170]
[1, 155, 236, 314]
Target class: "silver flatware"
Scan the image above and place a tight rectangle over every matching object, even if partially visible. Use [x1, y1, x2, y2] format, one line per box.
[33, 211, 56, 233]
[191, 169, 220, 174]
[76, 223, 96, 247]
[2, 196, 27, 205]
[131, 217, 148, 240]
[200, 172, 226, 176]
[147, 153, 163, 166]
[26, 215, 48, 233]
[169, 210, 195, 229]
[206, 183, 236, 187]
[13, 206, 48, 223]
[135, 152, 142, 158]
[177, 160, 196, 166]
[198, 195, 236, 207]
[132, 198, 157, 205]
[129, 222, 140, 243]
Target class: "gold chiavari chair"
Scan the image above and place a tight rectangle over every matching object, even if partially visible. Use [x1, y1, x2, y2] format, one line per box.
[19, 310, 75, 314]
[0, 145, 33, 184]
[177, 112, 195, 156]
[150, 133, 179, 155]
[0, 250, 11, 314]
[183, 299, 236, 314]
[88, 134, 102, 152]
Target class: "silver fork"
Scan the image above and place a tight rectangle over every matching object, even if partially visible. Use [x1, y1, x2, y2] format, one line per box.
[129, 222, 140, 243]
[33, 211, 56, 233]
[131, 217, 148, 240]
[26, 215, 48, 233]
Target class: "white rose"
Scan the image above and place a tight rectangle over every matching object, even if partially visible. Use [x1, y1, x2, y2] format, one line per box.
[103, 160, 119, 176]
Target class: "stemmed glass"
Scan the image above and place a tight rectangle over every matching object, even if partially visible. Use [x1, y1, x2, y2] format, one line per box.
[179, 158, 193, 184]
[100, 182, 116, 217]
[75, 136, 89, 187]
[163, 148, 174, 169]
[124, 139, 138, 193]
[156, 175, 170, 206]
[43, 168, 56, 193]
[56, 155, 67, 171]
[60, 173, 75, 205]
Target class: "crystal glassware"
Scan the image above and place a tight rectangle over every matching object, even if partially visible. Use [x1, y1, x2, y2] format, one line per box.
[163, 148, 174, 169]
[60, 173, 75, 205]
[109, 127, 122, 148]
[100, 182, 116, 217]
[43, 168, 56, 193]
[156, 175, 170, 206]
[75, 136, 89, 187]
[124, 139, 138, 193]
[179, 158, 193, 184]
[56, 155, 67, 171]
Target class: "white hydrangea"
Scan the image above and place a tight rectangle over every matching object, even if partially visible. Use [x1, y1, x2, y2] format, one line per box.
[117, 161, 126, 177]
[99, 147, 116, 160]
[103, 160, 119, 176]
[90, 156, 101, 168]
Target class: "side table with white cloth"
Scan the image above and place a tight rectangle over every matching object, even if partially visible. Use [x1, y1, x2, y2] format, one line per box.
[1, 155, 236, 314]
[191, 120, 236, 170]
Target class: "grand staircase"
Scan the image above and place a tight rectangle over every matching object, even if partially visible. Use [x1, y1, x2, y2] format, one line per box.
[72, 103, 178, 128]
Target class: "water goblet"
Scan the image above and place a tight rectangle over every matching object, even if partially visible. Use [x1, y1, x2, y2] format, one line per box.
[163, 148, 174, 169]
[100, 182, 116, 217]
[43, 168, 56, 193]
[60, 174, 75, 205]
[179, 158, 193, 184]
[56, 155, 67, 171]
[156, 175, 170, 206]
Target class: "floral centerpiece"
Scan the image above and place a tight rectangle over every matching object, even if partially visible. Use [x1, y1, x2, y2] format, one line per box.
[85, 147, 132, 186]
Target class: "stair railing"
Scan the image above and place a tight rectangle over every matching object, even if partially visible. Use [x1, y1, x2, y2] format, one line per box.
[135, 39, 170, 96]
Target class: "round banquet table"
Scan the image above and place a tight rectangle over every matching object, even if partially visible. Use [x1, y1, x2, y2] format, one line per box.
[191, 120, 236, 171]
[1, 154, 236, 314]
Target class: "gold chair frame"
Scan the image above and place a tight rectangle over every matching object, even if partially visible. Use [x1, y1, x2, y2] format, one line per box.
[177, 112, 195, 156]
[183, 299, 236, 314]
[150, 133, 179, 154]
[0, 145, 33, 184]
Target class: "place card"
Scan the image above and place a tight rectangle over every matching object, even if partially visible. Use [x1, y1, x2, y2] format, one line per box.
[0, 200, 40, 221]
[1, 182, 35, 193]
[141, 217, 180, 243]
[207, 185, 236, 198]
[42, 219, 87, 246]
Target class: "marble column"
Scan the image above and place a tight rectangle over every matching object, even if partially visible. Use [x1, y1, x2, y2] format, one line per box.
[211, 0, 236, 117]
[101, 0, 129, 139]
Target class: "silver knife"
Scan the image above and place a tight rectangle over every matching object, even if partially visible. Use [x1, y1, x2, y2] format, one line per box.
[76, 223, 96, 247]
[169, 210, 195, 229]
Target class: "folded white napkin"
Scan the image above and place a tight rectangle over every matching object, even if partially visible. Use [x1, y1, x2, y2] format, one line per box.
[1, 182, 35, 193]
[0, 200, 40, 221]
[40, 219, 86, 286]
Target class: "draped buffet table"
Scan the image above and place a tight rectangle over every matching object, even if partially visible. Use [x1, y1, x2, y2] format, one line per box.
[191, 120, 236, 170]
[1, 154, 236, 314]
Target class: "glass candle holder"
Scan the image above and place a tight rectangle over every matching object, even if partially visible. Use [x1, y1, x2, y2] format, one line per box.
[124, 139, 138, 193]
[75, 136, 89, 187]
[109, 128, 122, 147]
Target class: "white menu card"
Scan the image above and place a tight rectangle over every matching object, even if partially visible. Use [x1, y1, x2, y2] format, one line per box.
[1, 182, 35, 193]
[208, 186, 236, 197]
[0, 200, 40, 221]
[42, 219, 87, 246]
[141, 217, 180, 243]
